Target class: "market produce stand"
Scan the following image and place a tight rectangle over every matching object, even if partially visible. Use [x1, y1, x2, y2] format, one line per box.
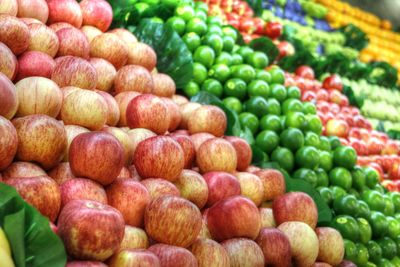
[1, 0, 400, 266]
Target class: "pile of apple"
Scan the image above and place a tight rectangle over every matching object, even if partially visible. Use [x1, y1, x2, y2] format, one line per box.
[0, 0, 348, 266]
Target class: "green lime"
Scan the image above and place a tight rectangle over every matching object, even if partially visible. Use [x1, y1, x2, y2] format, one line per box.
[344, 239, 358, 263]
[319, 150, 333, 172]
[202, 33, 223, 55]
[256, 70, 272, 83]
[394, 236, 400, 256]
[186, 18, 207, 35]
[215, 52, 233, 66]
[201, 79, 222, 97]
[317, 187, 333, 205]
[333, 194, 359, 215]
[134, 2, 150, 14]
[377, 258, 395, 267]
[357, 200, 371, 219]
[383, 195, 395, 216]
[149, 17, 164, 23]
[369, 211, 388, 238]
[223, 78, 247, 100]
[268, 68, 285, 84]
[387, 217, 400, 240]
[352, 166, 367, 191]
[231, 54, 243, 65]
[222, 26, 238, 41]
[305, 115, 323, 135]
[361, 190, 385, 212]
[256, 130, 279, 154]
[329, 167, 352, 191]
[195, 9, 207, 21]
[389, 192, 400, 213]
[319, 136, 332, 151]
[280, 128, 304, 151]
[315, 168, 329, 187]
[378, 237, 397, 260]
[358, 218, 372, 244]
[231, 64, 256, 83]
[175, 4, 195, 21]
[195, 1, 208, 11]
[246, 51, 269, 69]
[330, 186, 348, 199]
[166, 16, 186, 35]
[222, 35, 235, 52]
[304, 132, 321, 148]
[222, 97, 242, 114]
[266, 98, 281, 116]
[237, 46, 254, 61]
[239, 112, 259, 134]
[295, 146, 319, 170]
[192, 62, 208, 84]
[292, 168, 318, 187]
[331, 216, 360, 241]
[391, 257, 400, 266]
[182, 32, 201, 52]
[285, 112, 306, 129]
[348, 188, 360, 199]
[207, 24, 223, 36]
[247, 80, 270, 99]
[328, 136, 342, 150]
[287, 86, 301, 99]
[368, 240, 383, 263]
[206, 16, 223, 26]
[260, 114, 282, 133]
[364, 167, 380, 189]
[354, 243, 370, 266]
[375, 184, 385, 194]
[302, 101, 317, 115]
[333, 146, 357, 170]
[208, 64, 231, 82]
[270, 84, 287, 102]
[271, 147, 294, 172]
[282, 98, 303, 115]
[245, 96, 269, 118]
[183, 81, 200, 97]
[194, 46, 215, 68]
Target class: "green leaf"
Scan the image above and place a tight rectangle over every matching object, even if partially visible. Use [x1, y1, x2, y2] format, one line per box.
[339, 23, 369, 51]
[343, 85, 364, 109]
[0, 183, 67, 267]
[251, 145, 268, 164]
[387, 129, 400, 140]
[249, 37, 279, 63]
[134, 19, 194, 88]
[191, 91, 241, 136]
[367, 61, 398, 88]
[239, 127, 255, 146]
[245, 0, 263, 17]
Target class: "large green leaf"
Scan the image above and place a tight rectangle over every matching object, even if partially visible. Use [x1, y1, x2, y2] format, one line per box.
[249, 37, 279, 63]
[0, 183, 66, 267]
[343, 84, 364, 109]
[246, 0, 263, 17]
[134, 19, 193, 88]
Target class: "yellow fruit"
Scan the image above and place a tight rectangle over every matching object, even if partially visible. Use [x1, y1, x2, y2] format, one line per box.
[0, 227, 11, 256]
[0, 248, 14, 267]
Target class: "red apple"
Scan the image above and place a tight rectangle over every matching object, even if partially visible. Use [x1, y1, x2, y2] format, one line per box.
[223, 136, 252, 171]
[27, 23, 59, 57]
[148, 244, 197, 267]
[188, 105, 227, 137]
[56, 27, 90, 59]
[48, 22, 74, 32]
[95, 91, 120, 126]
[259, 208, 276, 228]
[66, 262, 107, 267]
[169, 134, 196, 169]
[206, 196, 261, 241]
[316, 227, 344, 266]
[126, 128, 156, 156]
[120, 225, 149, 250]
[106, 178, 150, 227]
[190, 238, 230, 267]
[273, 192, 318, 229]
[316, 89, 329, 101]
[60, 88, 108, 130]
[235, 172, 264, 206]
[5, 176, 61, 222]
[179, 102, 201, 129]
[2, 161, 46, 179]
[47, 0, 83, 28]
[140, 178, 180, 200]
[174, 169, 208, 209]
[80, 0, 112, 32]
[69, 131, 124, 185]
[101, 126, 133, 165]
[295, 65, 314, 80]
[264, 21, 282, 39]
[277, 41, 294, 59]
[0, 116, 18, 171]
[325, 119, 349, 138]
[221, 238, 264, 267]
[47, 162, 75, 184]
[203, 171, 241, 207]
[172, 94, 189, 106]
[367, 137, 384, 155]
[190, 132, 215, 151]
[13, 115, 67, 170]
[16, 51, 55, 81]
[81, 25, 102, 43]
[109, 249, 161, 267]
[62, 125, 90, 162]
[256, 228, 291, 267]
[52, 56, 97, 89]
[57, 200, 125, 261]
[313, 263, 333, 267]
[145, 196, 202, 247]
[90, 33, 128, 69]
[15, 77, 62, 118]
[0, 14, 30, 55]
[198, 216, 211, 239]
[0, 73, 18, 119]
[196, 138, 237, 173]
[152, 73, 176, 97]
[126, 42, 157, 72]
[162, 97, 182, 132]
[0, 0, 18, 16]
[278, 221, 319, 267]
[60, 178, 107, 209]
[89, 58, 116, 92]
[109, 28, 137, 47]
[255, 169, 286, 201]
[0, 42, 18, 81]
[323, 74, 342, 91]
[114, 91, 141, 127]
[114, 65, 154, 94]
[17, 0, 48, 23]
[126, 94, 169, 135]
